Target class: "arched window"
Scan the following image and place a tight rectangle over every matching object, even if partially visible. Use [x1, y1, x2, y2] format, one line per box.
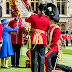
[6, 2, 9, 14]
[0, 6, 2, 17]
[61, 24, 65, 33]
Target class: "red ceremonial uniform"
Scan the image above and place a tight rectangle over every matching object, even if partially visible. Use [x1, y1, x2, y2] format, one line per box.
[25, 14, 50, 72]
[0, 24, 2, 42]
[45, 25, 61, 72]
[66, 34, 69, 41]
[62, 35, 65, 40]
[9, 20, 25, 44]
[25, 14, 50, 45]
[48, 25, 61, 52]
[9, 20, 26, 66]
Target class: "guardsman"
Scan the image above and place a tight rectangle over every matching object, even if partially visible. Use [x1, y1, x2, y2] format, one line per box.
[25, 3, 50, 72]
[9, 16, 26, 67]
[44, 3, 72, 72]
[66, 31, 69, 46]
[70, 32, 72, 46]
[44, 3, 61, 72]
[61, 32, 66, 48]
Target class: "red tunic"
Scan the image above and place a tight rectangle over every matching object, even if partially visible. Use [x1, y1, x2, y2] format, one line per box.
[25, 14, 50, 45]
[66, 34, 69, 41]
[62, 35, 65, 40]
[48, 25, 61, 52]
[9, 20, 25, 44]
[0, 24, 2, 41]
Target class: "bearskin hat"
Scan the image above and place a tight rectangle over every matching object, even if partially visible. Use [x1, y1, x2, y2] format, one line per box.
[66, 31, 68, 34]
[38, 3, 47, 13]
[45, 3, 59, 22]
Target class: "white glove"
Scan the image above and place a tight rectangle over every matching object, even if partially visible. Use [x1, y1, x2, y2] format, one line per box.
[28, 12, 33, 17]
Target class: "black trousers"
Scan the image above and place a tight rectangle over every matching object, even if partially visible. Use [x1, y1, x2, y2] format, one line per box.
[51, 52, 72, 72]
[31, 44, 46, 72]
[11, 43, 21, 66]
[66, 41, 68, 46]
[71, 40, 72, 45]
[45, 51, 58, 72]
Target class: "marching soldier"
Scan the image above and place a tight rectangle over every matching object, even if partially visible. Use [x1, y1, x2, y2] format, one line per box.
[25, 3, 50, 72]
[66, 31, 69, 46]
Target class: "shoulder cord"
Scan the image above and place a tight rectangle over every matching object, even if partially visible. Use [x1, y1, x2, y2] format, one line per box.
[47, 26, 56, 49]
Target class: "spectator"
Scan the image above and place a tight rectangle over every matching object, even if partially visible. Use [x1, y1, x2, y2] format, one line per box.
[0, 18, 20, 68]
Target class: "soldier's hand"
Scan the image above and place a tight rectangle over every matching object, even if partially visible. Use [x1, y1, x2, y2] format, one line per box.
[18, 23, 22, 27]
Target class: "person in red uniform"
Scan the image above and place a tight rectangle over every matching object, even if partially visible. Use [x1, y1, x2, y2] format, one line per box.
[61, 32, 66, 47]
[44, 3, 72, 72]
[70, 32, 72, 46]
[0, 23, 2, 49]
[9, 16, 26, 67]
[25, 3, 50, 72]
[44, 3, 61, 72]
[66, 31, 69, 46]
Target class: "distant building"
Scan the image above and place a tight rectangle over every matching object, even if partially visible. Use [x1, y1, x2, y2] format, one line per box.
[0, 0, 72, 34]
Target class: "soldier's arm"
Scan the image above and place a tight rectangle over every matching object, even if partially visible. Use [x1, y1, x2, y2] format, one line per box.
[51, 28, 61, 45]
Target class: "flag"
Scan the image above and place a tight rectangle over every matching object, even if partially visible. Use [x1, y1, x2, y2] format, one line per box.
[10, 0, 22, 23]
[21, 0, 32, 12]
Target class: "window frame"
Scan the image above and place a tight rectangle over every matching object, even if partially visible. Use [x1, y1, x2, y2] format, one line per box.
[57, 22, 67, 33]
[55, 0, 67, 15]
[30, 0, 39, 11]
[6, 1, 10, 15]
[6, 2, 10, 14]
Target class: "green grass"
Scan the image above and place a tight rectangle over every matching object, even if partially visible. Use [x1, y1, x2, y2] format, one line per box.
[0, 45, 72, 72]
[62, 49, 72, 55]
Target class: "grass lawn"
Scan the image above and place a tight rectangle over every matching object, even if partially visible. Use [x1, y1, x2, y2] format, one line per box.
[0, 45, 72, 72]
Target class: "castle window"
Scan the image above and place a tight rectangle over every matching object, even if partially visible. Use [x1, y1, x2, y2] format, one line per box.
[31, 0, 39, 11]
[0, 6, 2, 17]
[31, 3, 34, 10]
[61, 24, 65, 33]
[57, 23, 66, 33]
[6, 2, 9, 14]
[56, 0, 67, 15]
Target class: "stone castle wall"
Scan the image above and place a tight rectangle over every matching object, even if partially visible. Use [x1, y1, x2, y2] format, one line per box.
[0, 0, 72, 34]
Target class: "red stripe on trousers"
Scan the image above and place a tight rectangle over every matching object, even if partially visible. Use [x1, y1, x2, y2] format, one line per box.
[45, 50, 54, 72]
